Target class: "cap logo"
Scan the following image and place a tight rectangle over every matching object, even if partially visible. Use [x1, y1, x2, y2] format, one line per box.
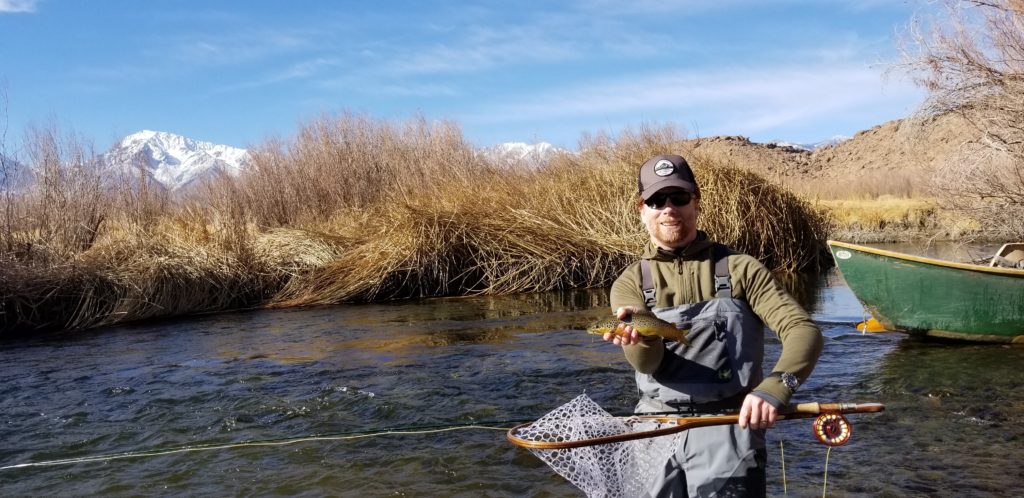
[653, 159, 675, 177]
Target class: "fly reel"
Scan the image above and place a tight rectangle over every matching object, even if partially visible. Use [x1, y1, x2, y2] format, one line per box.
[812, 413, 853, 446]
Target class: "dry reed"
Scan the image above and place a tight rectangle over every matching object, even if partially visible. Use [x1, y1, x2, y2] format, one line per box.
[267, 122, 831, 307]
[782, 169, 927, 200]
[0, 116, 832, 336]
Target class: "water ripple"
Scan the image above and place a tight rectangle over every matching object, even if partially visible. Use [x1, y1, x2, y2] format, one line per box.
[1, 272, 1022, 496]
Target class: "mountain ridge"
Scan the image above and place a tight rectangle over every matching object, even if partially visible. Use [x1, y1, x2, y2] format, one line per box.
[478, 141, 565, 168]
[100, 130, 249, 191]
[677, 113, 970, 186]
[11, 118, 965, 193]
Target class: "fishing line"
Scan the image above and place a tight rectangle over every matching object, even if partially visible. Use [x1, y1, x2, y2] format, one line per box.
[0, 421, 524, 471]
[822, 445, 833, 498]
[780, 440, 787, 495]
[0, 409, 659, 472]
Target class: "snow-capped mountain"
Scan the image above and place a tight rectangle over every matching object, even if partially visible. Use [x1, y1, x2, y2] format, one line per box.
[810, 135, 852, 149]
[99, 132, 565, 191]
[101, 130, 250, 191]
[770, 135, 851, 151]
[479, 141, 566, 168]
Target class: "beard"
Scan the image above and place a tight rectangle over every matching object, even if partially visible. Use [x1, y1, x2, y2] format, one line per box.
[647, 218, 696, 249]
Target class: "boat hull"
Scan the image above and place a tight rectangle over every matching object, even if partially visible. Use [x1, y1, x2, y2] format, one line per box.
[828, 240, 1024, 343]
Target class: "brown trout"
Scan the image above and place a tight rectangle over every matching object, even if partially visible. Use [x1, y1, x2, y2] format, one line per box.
[586, 312, 690, 344]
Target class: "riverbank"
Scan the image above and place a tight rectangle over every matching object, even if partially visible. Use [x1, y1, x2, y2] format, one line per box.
[3, 114, 1019, 337]
[0, 121, 831, 337]
[814, 196, 994, 244]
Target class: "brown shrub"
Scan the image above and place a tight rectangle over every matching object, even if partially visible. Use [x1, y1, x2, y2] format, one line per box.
[898, 0, 1024, 239]
[0, 116, 833, 335]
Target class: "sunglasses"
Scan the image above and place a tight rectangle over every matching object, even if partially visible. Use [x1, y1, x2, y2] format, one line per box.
[645, 191, 694, 209]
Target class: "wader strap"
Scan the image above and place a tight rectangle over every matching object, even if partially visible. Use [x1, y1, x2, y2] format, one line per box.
[640, 245, 732, 306]
[713, 244, 732, 299]
[640, 259, 656, 309]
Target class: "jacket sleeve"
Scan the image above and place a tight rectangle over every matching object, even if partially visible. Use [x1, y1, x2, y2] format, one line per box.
[731, 255, 823, 406]
[609, 263, 665, 374]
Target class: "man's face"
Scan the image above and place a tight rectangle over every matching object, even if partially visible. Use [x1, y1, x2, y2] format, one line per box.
[640, 188, 700, 250]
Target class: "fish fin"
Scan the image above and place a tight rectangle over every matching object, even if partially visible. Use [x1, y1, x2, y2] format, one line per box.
[665, 328, 690, 345]
[679, 329, 691, 345]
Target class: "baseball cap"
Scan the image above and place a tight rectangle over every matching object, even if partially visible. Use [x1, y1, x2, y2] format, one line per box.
[638, 154, 699, 200]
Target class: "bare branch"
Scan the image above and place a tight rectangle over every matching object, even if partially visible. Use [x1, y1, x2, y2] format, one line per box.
[897, 0, 1024, 237]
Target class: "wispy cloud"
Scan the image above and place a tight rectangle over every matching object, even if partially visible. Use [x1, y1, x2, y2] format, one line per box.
[294, 17, 592, 95]
[370, 83, 458, 98]
[215, 57, 346, 93]
[0, 0, 38, 13]
[313, 71, 459, 98]
[161, 29, 315, 67]
[68, 64, 170, 92]
[383, 24, 580, 76]
[464, 62, 923, 139]
[71, 26, 326, 91]
[569, 0, 744, 16]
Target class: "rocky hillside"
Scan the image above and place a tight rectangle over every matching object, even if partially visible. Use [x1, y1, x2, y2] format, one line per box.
[677, 112, 973, 187]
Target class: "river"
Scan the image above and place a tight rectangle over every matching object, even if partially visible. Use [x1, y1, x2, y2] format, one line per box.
[1, 244, 1023, 497]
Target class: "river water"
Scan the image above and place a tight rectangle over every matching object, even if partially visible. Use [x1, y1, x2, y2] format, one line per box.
[2, 246, 1023, 496]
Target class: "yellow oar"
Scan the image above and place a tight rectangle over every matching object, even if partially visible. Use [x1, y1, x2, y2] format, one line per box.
[856, 317, 889, 333]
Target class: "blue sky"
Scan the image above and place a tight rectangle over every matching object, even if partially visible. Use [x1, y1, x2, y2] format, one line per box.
[1, 0, 932, 151]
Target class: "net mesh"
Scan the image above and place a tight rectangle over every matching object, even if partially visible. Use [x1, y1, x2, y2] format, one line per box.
[512, 394, 682, 498]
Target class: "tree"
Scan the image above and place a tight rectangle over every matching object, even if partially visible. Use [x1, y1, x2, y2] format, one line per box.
[899, 0, 1024, 237]
[0, 80, 20, 253]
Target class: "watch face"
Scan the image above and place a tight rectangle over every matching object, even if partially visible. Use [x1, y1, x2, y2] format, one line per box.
[781, 372, 799, 390]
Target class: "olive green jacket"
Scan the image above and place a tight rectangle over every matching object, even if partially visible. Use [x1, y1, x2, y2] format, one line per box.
[610, 231, 823, 406]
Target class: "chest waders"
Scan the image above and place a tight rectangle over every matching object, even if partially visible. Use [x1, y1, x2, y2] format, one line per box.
[636, 245, 768, 498]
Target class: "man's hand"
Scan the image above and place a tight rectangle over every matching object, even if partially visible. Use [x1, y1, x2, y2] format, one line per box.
[739, 393, 777, 430]
[602, 306, 642, 346]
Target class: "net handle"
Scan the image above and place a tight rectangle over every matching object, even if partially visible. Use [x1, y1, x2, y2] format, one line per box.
[506, 401, 884, 450]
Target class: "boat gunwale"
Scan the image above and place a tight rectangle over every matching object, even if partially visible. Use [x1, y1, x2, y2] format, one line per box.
[923, 328, 1024, 343]
[827, 240, 1024, 277]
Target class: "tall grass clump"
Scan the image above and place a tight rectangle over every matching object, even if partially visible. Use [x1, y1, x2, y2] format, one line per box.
[783, 169, 928, 201]
[1, 112, 833, 335]
[0, 121, 276, 335]
[1, 124, 107, 264]
[210, 112, 488, 227]
[261, 120, 831, 306]
[1, 209, 284, 334]
[0, 124, 113, 333]
[261, 116, 634, 305]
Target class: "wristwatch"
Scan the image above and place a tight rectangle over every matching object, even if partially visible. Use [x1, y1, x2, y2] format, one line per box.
[772, 371, 800, 392]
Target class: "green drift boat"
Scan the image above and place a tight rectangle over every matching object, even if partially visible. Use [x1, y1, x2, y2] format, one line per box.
[828, 240, 1024, 343]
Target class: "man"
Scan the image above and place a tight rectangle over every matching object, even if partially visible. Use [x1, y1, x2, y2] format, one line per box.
[603, 154, 823, 497]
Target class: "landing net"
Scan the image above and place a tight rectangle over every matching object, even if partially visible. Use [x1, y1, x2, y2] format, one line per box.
[508, 394, 681, 498]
